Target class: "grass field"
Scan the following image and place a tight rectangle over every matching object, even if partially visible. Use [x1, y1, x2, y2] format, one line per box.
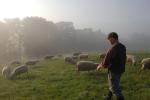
[0, 52, 150, 100]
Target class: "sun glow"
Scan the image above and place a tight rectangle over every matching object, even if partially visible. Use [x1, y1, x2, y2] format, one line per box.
[0, 0, 41, 19]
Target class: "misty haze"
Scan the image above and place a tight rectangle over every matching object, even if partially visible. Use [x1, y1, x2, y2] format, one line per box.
[0, 17, 150, 63]
[0, 0, 149, 63]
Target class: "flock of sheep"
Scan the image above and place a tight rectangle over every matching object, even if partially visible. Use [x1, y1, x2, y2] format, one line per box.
[1, 55, 64, 79]
[64, 52, 99, 72]
[1, 52, 150, 79]
[126, 54, 150, 70]
[65, 52, 150, 72]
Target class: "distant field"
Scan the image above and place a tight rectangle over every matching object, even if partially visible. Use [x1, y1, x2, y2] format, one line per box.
[0, 52, 150, 100]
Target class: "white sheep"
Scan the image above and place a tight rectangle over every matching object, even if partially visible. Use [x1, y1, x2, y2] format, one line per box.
[10, 65, 28, 79]
[64, 56, 72, 62]
[126, 55, 137, 66]
[44, 55, 54, 60]
[76, 61, 99, 72]
[2, 65, 28, 79]
[73, 52, 82, 56]
[72, 56, 78, 60]
[64, 56, 76, 65]
[141, 58, 150, 70]
[79, 54, 89, 60]
[25, 60, 39, 65]
[11, 61, 21, 65]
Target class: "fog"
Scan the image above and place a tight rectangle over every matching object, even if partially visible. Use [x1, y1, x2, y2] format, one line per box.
[0, 17, 149, 63]
[0, 0, 150, 63]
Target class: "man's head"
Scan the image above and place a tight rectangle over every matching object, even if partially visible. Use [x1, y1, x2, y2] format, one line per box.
[107, 32, 119, 45]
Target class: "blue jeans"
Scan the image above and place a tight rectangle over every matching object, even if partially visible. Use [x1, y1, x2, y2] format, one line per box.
[108, 71, 123, 97]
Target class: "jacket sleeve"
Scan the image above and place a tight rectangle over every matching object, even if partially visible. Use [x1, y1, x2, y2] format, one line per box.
[101, 48, 114, 68]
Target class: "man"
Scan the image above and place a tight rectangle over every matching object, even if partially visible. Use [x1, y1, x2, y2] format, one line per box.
[97, 32, 126, 100]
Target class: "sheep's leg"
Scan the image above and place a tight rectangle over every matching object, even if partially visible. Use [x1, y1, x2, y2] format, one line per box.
[76, 66, 80, 75]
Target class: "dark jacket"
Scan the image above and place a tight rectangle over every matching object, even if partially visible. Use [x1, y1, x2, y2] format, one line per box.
[102, 42, 126, 74]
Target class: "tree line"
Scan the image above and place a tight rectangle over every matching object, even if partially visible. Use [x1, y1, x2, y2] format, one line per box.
[0, 16, 150, 63]
[0, 17, 107, 63]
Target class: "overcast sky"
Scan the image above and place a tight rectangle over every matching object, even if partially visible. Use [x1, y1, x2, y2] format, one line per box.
[0, 0, 150, 36]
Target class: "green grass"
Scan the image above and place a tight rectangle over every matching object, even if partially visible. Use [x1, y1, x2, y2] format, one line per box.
[0, 52, 150, 100]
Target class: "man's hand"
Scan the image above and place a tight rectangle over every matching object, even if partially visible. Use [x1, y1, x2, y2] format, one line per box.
[97, 64, 103, 71]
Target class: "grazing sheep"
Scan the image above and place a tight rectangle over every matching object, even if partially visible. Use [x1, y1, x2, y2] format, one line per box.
[69, 59, 76, 65]
[73, 52, 82, 56]
[79, 54, 89, 60]
[2, 66, 11, 79]
[99, 53, 106, 61]
[76, 61, 98, 71]
[64, 56, 72, 62]
[50, 55, 62, 60]
[57, 54, 62, 57]
[2, 65, 28, 79]
[126, 55, 137, 66]
[141, 58, 150, 70]
[72, 56, 78, 60]
[10, 65, 28, 78]
[25, 60, 39, 65]
[64, 56, 76, 65]
[44, 55, 54, 60]
[11, 61, 21, 65]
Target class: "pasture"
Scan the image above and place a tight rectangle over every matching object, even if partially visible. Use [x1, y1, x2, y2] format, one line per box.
[0, 52, 149, 100]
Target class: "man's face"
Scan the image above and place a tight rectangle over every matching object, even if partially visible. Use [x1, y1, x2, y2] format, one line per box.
[108, 37, 116, 45]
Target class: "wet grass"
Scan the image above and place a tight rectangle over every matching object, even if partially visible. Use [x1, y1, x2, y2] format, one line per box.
[0, 52, 149, 100]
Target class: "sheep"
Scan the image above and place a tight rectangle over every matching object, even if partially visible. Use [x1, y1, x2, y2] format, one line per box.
[72, 56, 78, 60]
[126, 55, 138, 66]
[2, 65, 28, 79]
[79, 54, 89, 60]
[2, 66, 11, 79]
[73, 52, 82, 56]
[76, 61, 99, 72]
[10, 65, 28, 79]
[57, 54, 63, 57]
[99, 53, 106, 61]
[25, 60, 39, 65]
[64, 56, 76, 65]
[64, 56, 72, 62]
[11, 61, 21, 65]
[44, 55, 54, 60]
[52, 56, 59, 60]
[141, 58, 150, 70]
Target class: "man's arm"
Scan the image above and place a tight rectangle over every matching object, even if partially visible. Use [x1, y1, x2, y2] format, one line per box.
[99, 48, 114, 69]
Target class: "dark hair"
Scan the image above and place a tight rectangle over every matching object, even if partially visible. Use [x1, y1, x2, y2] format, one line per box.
[107, 32, 118, 40]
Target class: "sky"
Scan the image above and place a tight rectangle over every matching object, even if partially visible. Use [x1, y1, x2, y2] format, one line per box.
[0, 0, 150, 36]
